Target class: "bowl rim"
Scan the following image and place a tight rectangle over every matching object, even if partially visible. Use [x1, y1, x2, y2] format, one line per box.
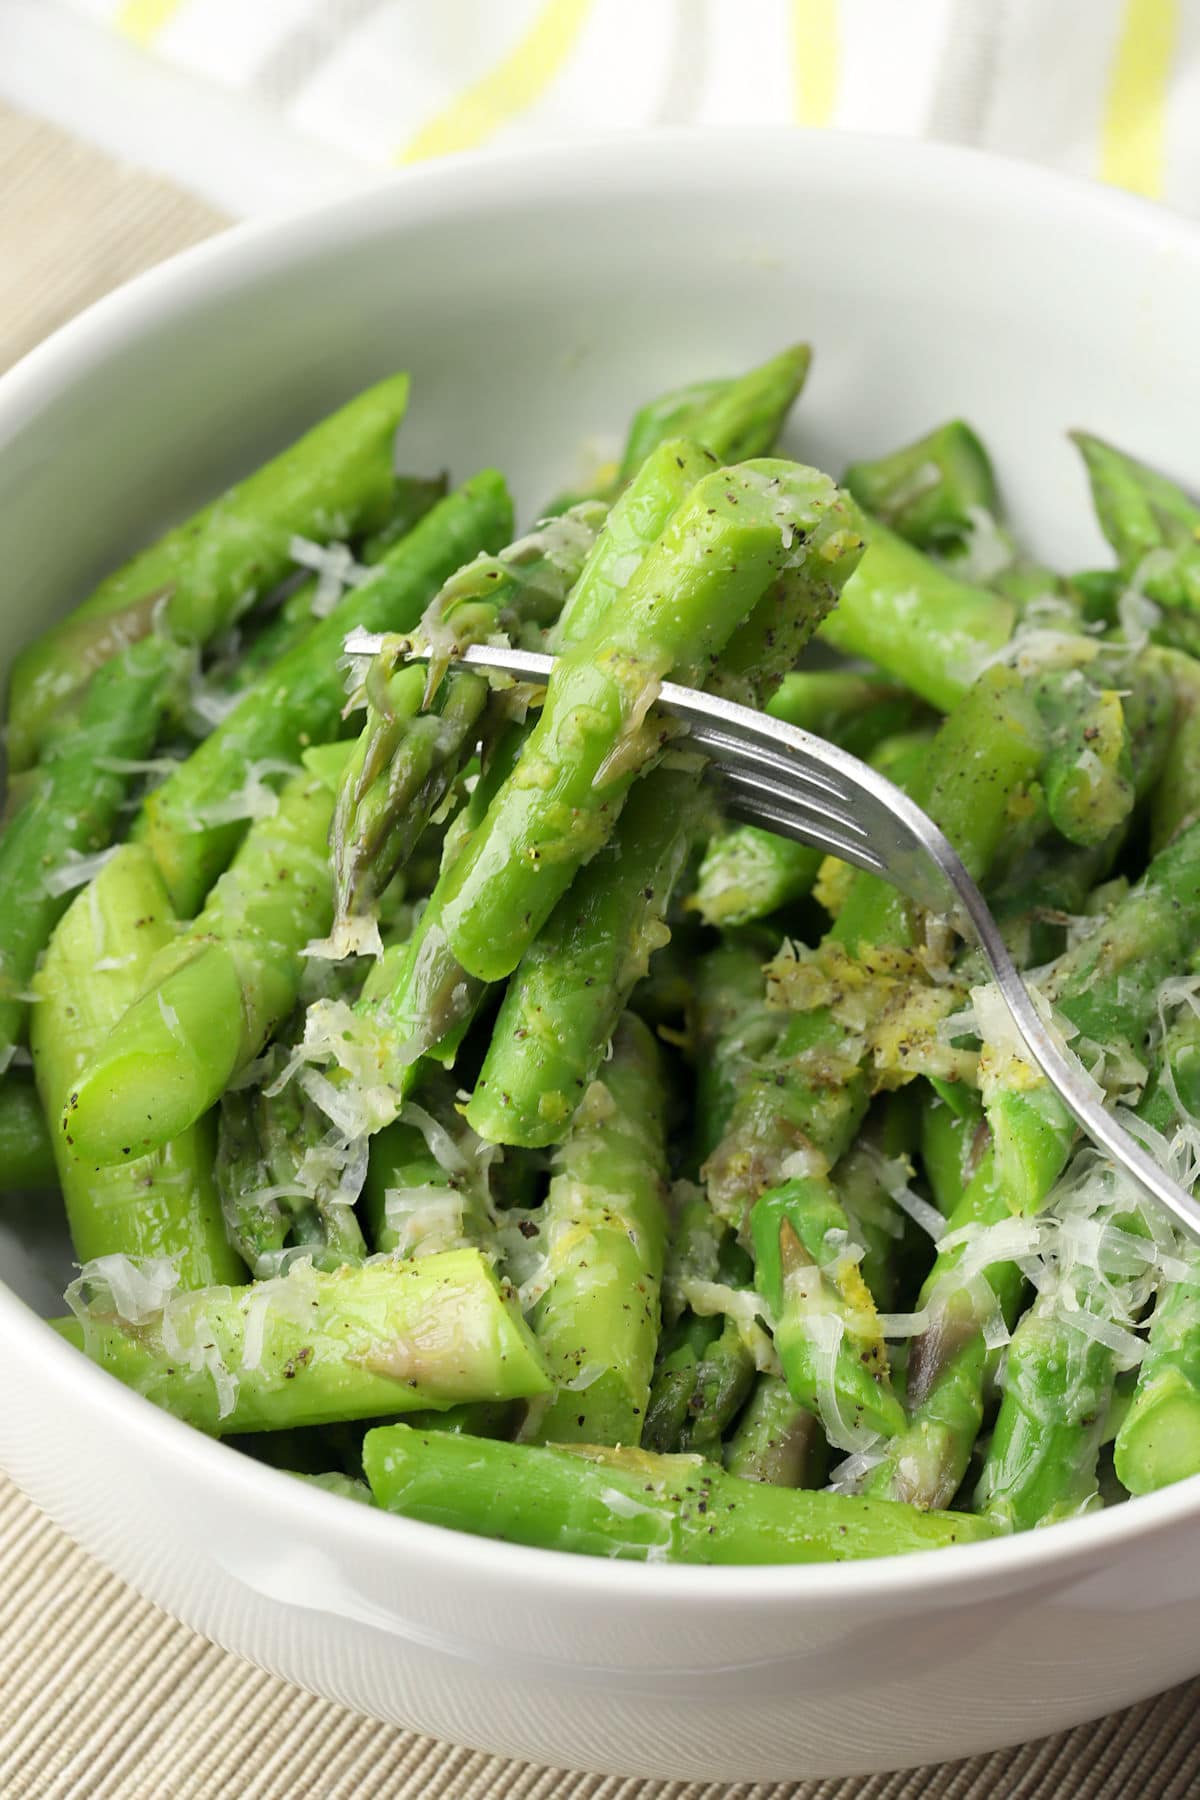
[4, 124, 1200, 1612]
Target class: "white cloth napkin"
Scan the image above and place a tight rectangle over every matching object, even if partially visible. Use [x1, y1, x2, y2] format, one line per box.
[11, 0, 1200, 217]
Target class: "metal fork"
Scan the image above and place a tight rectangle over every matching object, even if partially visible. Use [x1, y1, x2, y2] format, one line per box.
[345, 631, 1200, 1239]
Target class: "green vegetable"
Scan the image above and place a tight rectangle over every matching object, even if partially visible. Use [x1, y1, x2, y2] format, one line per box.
[523, 1014, 670, 1446]
[821, 518, 1014, 711]
[618, 344, 811, 481]
[642, 1312, 757, 1458]
[362, 1426, 997, 1562]
[8, 375, 411, 771]
[865, 1148, 1027, 1510]
[752, 1176, 906, 1445]
[1114, 1001, 1200, 1494]
[31, 845, 243, 1286]
[366, 442, 722, 1095]
[724, 1374, 826, 1489]
[362, 1078, 496, 1259]
[1072, 430, 1200, 612]
[691, 672, 926, 928]
[688, 938, 783, 1167]
[0, 633, 194, 1065]
[27, 348, 1200, 1569]
[835, 1092, 916, 1309]
[844, 420, 1001, 556]
[0, 1078, 55, 1192]
[58, 1248, 550, 1434]
[983, 818, 1200, 1213]
[545, 343, 811, 513]
[139, 470, 513, 915]
[65, 762, 341, 1164]
[975, 1177, 1156, 1532]
[1151, 649, 1200, 852]
[920, 1087, 986, 1219]
[330, 503, 606, 939]
[431, 459, 863, 987]
[466, 450, 864, 1149]
[222, 473, 449, 698]
[466, 767, 705, 1147]
[216, 1041, 367, 1278]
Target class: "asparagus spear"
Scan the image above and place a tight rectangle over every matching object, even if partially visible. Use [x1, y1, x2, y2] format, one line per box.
[546, 344, 811, 512]
[724, 1374, 827, 1489]
[703, 666, 1043, 1447]
[1116, 1246, 1200, 1494]
[990, 629, 1173, 936]
[217, 473, 449, 701]
[58, 1247, 550, 1434]
[330, 503, 607, 941]
[688, 938, 784, 1167]
[920, 1087, 987, 1218]
[864, 1145, 1028, 1510]
[31, 845, 243, 1286]
[752, 1174, 906, 1445]
[521, 1014, 670, 1447]
[408, 1401, 522, 1440]
[820, 518, 1014, 711]
[695, 938, 902, 1447]
[0, 633, 194, 1066]
[216, 1041, 367, 1278]
[138, 470, 513, 915]
[292, 719, 531, 1143]
[1028, 661, 1134, 848]
[0, 1077, 55, 1192]
[622, 344, 811, 476]
[465, 766, 707, 1147]
[361, 1426, 996, 1561]
[642, 1312, 757, 1458]
[985, 646, 1171, 965]
[65, 758, 342, 1163]
[981, 818, 1200, 1214]
[835, 1091, 919, 1310]
[639, 1181, 763, 1458]
[843, 421, 1002, 557]
[691, 673, 926, 929]
[1114, 1000, 1200, 1494]
[362, 1077, 497, 1259]
[974, 993, 1197, 1528]
[1071, 431, 1200, 613]
[358, 442, 727, 1108]
[1151, 648, 1200, 852]
[706, 662, 1044, 1226]
[8, 374, 412, 772]
[197, 441, 709, 1161]
[466, 453, 866, 1149]
[610, 380, 726, 489]
[975, 1170, 1160, 1532]
[547, 439, 719, 650]
[429, 459, 863, 986]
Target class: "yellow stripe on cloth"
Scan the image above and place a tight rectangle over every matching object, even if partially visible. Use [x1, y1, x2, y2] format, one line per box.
[395, 0, 593, 164]
[1101, 0, 1178, 198]
[790, 0, 840, 128]
[115, 0, 184, 48]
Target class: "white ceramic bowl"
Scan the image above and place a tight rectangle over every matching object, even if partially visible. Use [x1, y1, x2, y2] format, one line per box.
[3, 131, 1200, 1785]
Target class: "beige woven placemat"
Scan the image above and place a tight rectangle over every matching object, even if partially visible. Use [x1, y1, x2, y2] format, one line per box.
[3, 100, 1200, 1800]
